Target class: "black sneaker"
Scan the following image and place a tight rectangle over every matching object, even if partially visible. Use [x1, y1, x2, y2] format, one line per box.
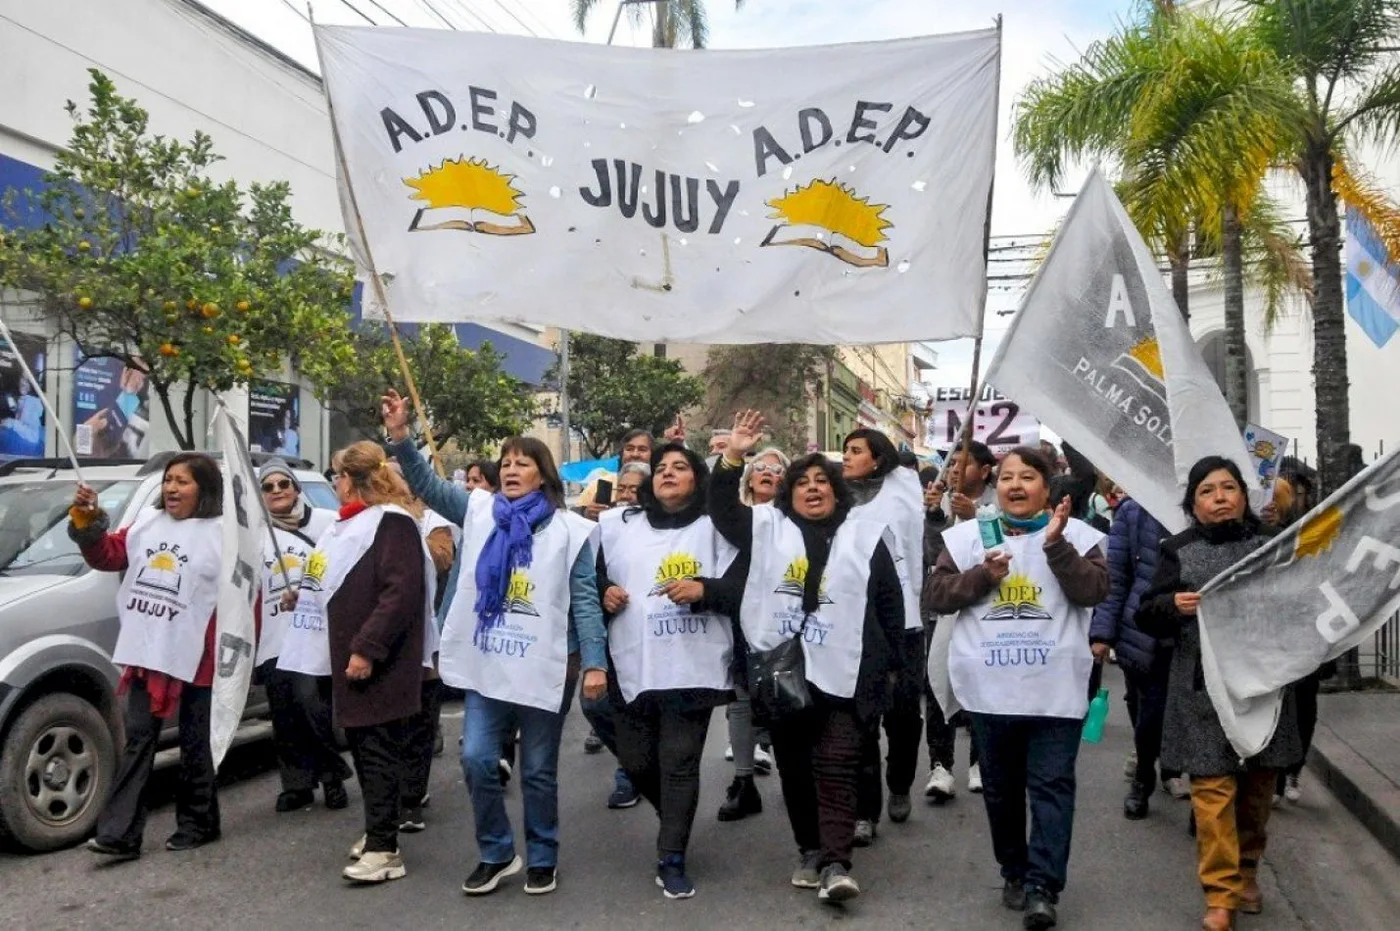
[85, 837, 140, 861]
[524, 867, 557, 895]
[462, 855, 523, 895]
[1002, 878, 1027, 911]
[852, 819, 876, 847]
[716, 775, 762, 822]
[888, 793, 912, 823]
[1123, 781, 1150, 820]
[276, 789, 315, 813]
[817, 863, 860, 904]
[399, 806, 426, 833]
[608, 772, 641, 809]
[165, 829, 219, 852]
[583, 731, 604, 754]
[1023, 887, 1058, 930]
[323, 780, 349, 811]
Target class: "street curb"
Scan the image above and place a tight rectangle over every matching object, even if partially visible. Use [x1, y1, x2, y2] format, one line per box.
[1308, 721, 1400, 862]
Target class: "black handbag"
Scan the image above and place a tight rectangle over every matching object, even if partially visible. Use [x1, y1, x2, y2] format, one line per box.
[748, 615, 815, 723]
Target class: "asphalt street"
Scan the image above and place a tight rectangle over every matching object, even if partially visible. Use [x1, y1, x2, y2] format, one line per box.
[2, 667, 1397, 931]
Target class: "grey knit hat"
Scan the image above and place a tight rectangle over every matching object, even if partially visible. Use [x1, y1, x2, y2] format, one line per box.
[258, 457, 301, 491]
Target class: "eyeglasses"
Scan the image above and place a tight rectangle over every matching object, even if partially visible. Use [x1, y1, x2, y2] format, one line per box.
[261, 479, 293, 493]
[751, 463, 785, 475]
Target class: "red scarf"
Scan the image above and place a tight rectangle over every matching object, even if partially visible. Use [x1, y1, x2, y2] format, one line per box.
[339, 500, 369, 521]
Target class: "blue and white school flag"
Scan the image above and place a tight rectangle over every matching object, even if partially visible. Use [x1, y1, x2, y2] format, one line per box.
[314, 25, 999, 344]
[1199, 447, 1400, 758]
[1345, 209, 1400, 348]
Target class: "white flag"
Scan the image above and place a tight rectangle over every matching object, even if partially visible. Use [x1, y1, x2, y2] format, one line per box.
[314, 25, 999, 344]
[211, 407, 267, 768]
[985, 169, 1254, 534]
[1198, 447, 1400, 757]
[1243, 422, 1289, 493]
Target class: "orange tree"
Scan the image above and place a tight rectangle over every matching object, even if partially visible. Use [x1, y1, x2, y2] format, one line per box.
[0, 70, 356, 449]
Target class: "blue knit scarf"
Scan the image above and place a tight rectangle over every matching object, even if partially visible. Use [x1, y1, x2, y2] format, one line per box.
[1001, 510, 1051, 534]
[473, 490, 554, 644]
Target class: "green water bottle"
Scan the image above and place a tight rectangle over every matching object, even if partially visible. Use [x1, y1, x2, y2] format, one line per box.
[1082, 687, 1110, 743]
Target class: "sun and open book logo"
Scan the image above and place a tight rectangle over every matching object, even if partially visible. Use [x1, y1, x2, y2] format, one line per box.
[774, 556, 833, 604]
[504, 568, 540, 616]
[135, 550, 183, 597]
[648, 552, 704, 596]
[1109, 336, 1167, 405]
[404, 157, 536, 237]
[300, 550, 328, 593]
[982, 573, 1052, 622]
[761, 178, 893, 268]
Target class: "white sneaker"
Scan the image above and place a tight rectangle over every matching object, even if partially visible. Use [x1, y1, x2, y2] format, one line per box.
[724, 743, 734, 762]
[348, 834, 366, 860]
[968, 763, 983, 794]
[753, 744, 774, 774]
[1164, 777, 1191, 800]
[342, 850, 406, 883]
[1284, 774, 1303, 803]
[924, 763, 956, 801]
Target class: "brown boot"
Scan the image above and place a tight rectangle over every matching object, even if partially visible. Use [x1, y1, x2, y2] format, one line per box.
[1202, 906, 1235, 930]
[1239, 878, 1263, 915]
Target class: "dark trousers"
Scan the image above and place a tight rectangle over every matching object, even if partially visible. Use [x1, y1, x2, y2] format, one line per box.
[1124, 655, 1178, 789]
[857, 636, 924, 819]
[97, 679, 219, 849]
[346, 718, 413, 854]
[770, 703, 863, 870]
[613, 698, 711, 858]
[262, 662, 350, 793]
[970, 714, 1082, 901]
[402, 679, 443, 808]
[1284, 675, 1320, 781]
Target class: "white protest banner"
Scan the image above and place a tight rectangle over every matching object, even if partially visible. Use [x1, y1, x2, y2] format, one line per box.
[985, 169, 1254, 534]
[211, 407, 267, 768]
[925, 385, 1041, 454]
[1243, 423, 1289, 493]
[1198, 447, 1400, 758]
[315, 26, 999, 344]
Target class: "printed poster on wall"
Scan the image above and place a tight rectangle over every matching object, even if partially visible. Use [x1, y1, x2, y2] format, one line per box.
[73, 350, 152, 459]
[316, 25, 999, 344]
[0, 332, 48, 460]
[248, 381, 301, 458]
[924, 385, 1041, 454]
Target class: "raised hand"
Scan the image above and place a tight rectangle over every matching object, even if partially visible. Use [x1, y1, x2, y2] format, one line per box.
[380, 388, 412, 442]
[924, 480, 946, 513]
[663, 414, 687, 444]
[72, 483, 98, 512]
[728, 409, 766, 460]
[1045, 495, 1072, 545]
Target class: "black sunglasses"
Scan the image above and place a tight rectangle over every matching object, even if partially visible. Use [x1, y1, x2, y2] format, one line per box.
[261, 479, 293, 493]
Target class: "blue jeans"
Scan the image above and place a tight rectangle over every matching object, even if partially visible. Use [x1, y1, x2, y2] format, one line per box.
[462, 691, 565, 868]
[970, 714, 1082, 901]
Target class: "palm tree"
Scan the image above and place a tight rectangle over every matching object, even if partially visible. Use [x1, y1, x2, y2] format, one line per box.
[1014, 5, 1304, 429]
[572, 0, 746, 49]
[1245, 0, 1400, 494]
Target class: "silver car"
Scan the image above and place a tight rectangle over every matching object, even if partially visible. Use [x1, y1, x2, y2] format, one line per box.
[0, 454, 336, 852]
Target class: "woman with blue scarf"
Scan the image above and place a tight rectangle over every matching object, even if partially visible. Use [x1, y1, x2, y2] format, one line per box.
[926, 446, 1109, 931]
[434, 436, 607, 899]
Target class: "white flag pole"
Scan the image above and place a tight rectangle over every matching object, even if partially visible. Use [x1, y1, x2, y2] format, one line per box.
[0, 317, 85, 484]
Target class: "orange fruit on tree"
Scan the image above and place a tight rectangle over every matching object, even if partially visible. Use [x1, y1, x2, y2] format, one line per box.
[236, 300, 250, 312]
[201, 302, 219, 318]
[159, 343, 179, 357]
[227, 334, 241, 345]
[77, 296, 93, 309]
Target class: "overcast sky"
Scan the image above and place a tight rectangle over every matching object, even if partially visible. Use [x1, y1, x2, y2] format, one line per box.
[204, 0, 1136, 389]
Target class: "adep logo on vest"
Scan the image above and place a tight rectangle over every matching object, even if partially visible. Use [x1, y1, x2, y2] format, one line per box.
[648, 552, 704, 595]
[505, 568, 539, 617]
[982, 573, 1052, 622]
[774, 556, 833, 605]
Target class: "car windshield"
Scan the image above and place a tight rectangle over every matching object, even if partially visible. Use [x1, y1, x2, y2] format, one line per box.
[0, 480, 139, 576]
[301, 481, 339, 511]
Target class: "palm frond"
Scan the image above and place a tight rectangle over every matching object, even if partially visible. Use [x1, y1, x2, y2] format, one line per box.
[1333, 154, 1400, 259]
[1244, 191, 1313, 330]
[570, 0, 599, 35]
[1337, 61, 1400, 145]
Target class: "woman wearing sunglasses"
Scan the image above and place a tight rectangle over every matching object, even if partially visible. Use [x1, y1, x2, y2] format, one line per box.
[253, 459, 350, 815]
[717, 447, 791, 823]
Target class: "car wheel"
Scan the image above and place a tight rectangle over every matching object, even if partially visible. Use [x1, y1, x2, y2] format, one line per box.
[0, 693, 116, 852]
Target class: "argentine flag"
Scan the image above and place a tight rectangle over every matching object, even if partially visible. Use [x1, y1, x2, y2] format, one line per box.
[1346, 210, 1400, 347]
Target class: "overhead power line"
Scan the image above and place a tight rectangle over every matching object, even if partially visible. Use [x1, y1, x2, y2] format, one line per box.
[334, 0, 378, 25]
[363, 0, 410, 26]
[482, 0, 539, 36]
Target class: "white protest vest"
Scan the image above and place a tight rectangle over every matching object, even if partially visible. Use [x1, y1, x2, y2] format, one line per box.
[938, 518, 1104, 719]
[439, 490, 592, 712]
[741, 508, 884, 700]
[113, 509, 223, 681]
[850, 468, 924, 630]
[412, 512, 442, 667]
[256, 509, 336, 665]
[598, 510, 738, 703]
[278, 506, 389, 676]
